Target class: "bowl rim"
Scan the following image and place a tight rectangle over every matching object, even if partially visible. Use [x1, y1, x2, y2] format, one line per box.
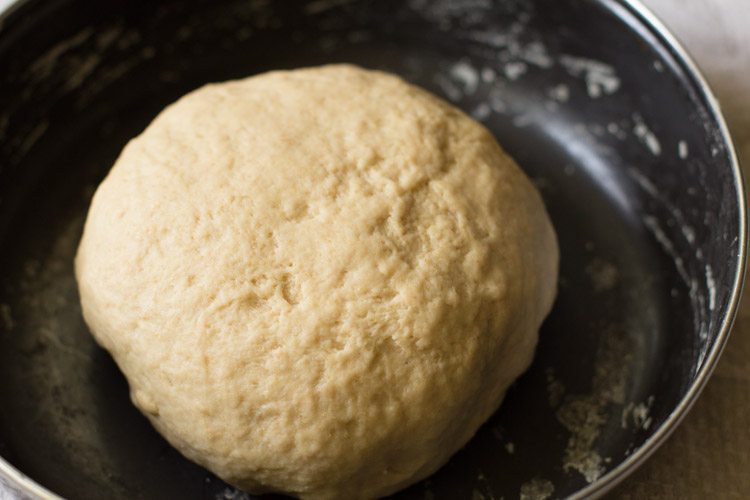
[0, 0, 745, 498]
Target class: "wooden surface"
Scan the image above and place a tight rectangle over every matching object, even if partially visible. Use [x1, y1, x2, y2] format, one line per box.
[611, 1, 750, 498]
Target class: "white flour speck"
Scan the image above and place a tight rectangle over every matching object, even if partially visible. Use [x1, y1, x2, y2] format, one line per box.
[628, 168, 659, 197]
[706, 265, 716, 310]
[628, 396, 655, 431]
[643, 215, 693, 289]
[560, 55, 620, 98]
[503, 61, 527, 80]
[521, 41, 553, 68]
[520, 478, 554, 500]
[434, 74, 463, 102]
[607, 121, 628, 140]
[471, 102, 492, 121]
[29, 28, 94, 80]
[466, 30, 509, 48]
[450, 60, 479, 94]
[633, 114, 662, 155]
[217, 487, 251, 500]
[682, 225, 696, 245]
[19, 121, 49, 157]
[470, 490, 486, 500]
[64, 53, 101, 90]
[586, 259, 619, 292]
[678, 140, 689, 159]
[481, 66, 496, 83]
[620, 402, 633, 429]
[548, 83, 570, 102]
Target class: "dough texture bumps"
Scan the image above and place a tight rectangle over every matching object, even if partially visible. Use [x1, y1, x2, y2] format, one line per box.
[75, 65, 558, 499]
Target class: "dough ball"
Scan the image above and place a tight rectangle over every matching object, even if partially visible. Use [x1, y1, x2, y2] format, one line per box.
[75, 65, 558, 499]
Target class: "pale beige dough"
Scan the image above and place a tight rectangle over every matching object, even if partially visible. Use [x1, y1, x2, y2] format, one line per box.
[75, 65, 558, 499]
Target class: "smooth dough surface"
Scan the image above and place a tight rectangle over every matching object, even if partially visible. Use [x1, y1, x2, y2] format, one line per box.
[75, 65, 558, 499]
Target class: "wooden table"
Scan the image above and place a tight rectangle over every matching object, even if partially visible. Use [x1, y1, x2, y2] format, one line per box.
[612, 1, 750, 498]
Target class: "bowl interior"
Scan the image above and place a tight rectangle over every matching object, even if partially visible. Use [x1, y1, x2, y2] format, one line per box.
[0, 0, 742, 498]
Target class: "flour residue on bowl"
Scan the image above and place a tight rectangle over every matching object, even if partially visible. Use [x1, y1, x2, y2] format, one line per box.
[678, 140, 690, 159]
[632, 113, 662, 156]
[621, 395, 655, 431]
[16, 215, 90, 363]
[26, 25, 136, 94]
[519, 477, 554, 500]
[490, 422, 519, 458]
[504, 61, 528, 80]
[471, 102, 493, 121]
[629, 163, 705, 271]
[28, 28, 95, 80]
[421, 0, 560, 101]
[450, 60, 480, 94]
[20, 21, 162, 115]
[705, 264, 717, 311]
[642, 213, 711, 350]
[555, 332, 631, 483]
[216, 487, 251, 500]
[643, 215, 693, 286]
[586, 258, 619, 292]
[559, 55, 620, 99]
[15, 120, 49, 159]
[470, 470, 499, 500]
[548, 83, 570, 102]
[607, 122, 624, 140]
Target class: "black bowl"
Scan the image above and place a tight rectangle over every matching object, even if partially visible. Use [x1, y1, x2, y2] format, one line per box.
[0, 0, 745, 498]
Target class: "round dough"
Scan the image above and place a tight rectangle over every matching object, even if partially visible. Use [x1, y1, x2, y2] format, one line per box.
[75, 65, 558, 499]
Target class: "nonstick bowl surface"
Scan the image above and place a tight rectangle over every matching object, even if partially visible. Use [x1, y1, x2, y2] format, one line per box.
[0, 0, 745, 499]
